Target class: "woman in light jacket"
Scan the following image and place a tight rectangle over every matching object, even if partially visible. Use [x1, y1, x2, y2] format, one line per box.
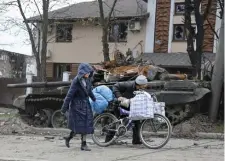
[61, 63, 96, 151]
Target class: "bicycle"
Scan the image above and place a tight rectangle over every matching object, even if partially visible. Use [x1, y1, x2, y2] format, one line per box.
[92, 93, 172, 149]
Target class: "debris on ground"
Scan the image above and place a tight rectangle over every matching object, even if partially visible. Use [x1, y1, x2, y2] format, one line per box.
[0, 107, 224, 139]
[173, 114, 224, 138]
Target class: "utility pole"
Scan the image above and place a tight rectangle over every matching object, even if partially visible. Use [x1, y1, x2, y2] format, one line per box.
[209, 15, 224, 122]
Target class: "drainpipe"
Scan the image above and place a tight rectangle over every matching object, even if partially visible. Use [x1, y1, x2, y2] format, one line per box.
[168, 0, 175, 53]
[213, 2, 222, 53]
[144, 0, 157, 53]
[209, 15, 224, 122]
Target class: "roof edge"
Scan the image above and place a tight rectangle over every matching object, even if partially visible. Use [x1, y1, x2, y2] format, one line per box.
[27, 13, 150, 23]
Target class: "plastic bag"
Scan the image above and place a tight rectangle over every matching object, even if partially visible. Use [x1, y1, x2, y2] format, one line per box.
[89, 92, 109, 114]
[129, 92, 154, 120]
[92, 85, 114, 102]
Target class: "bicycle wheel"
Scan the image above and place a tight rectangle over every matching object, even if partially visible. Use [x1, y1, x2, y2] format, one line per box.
[92, 113, 119, 147]
[140, 114, 172, 149]
[51, 110, 67, 128]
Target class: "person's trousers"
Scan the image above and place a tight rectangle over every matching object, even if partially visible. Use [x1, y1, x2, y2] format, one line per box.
[68, 131, 87, 141]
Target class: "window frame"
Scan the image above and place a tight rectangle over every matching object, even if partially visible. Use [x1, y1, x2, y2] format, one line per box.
[53, 63, 72, 79]
[174, 2, 195, 15]
[55, 24, 73, 43]
[108, 21, 128, 43]
[173, 24, 197, 42]
[174, 2, 186, 15]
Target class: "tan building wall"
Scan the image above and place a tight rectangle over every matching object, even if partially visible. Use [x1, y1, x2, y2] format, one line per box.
[46, 21, 146, 64]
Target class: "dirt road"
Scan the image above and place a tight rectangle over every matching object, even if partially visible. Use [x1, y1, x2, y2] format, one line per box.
[0, 135, 223, 161]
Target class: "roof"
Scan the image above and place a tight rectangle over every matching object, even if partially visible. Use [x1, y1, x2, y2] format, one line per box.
[0, 49, 32, 58]
[138, 52, 216, 68]
[27, 0, 148, 22]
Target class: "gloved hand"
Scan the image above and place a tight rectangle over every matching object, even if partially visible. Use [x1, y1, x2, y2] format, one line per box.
[118, 97, 126, 102]
[60, 107, 67, 115]
[120, 98, 130, 108]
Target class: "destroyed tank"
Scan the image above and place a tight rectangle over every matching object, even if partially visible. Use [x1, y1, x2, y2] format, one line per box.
[7, 76, 211, 128]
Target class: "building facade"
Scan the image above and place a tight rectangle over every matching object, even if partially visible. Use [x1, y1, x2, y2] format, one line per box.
[28, 0, 221, 79]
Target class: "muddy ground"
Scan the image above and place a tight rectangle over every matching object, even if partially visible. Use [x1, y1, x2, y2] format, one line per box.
[0, 107, 224, 161]
[0, 134, 224, 161]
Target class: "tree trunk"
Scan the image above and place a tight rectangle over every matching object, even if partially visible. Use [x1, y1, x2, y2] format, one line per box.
[36, 60, 41, 81]
[185, 0, 196, 77]
[98, 0, 117, 62]
[40, 0, 49, 82]
[102, 27, 110, 62]
[194, 0, 204, 80]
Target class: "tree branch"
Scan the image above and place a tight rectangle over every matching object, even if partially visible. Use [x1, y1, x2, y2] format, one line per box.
[207, 18, 219, 39]
[98, 0, 105, 27]
[106, 0, 118, 27]
[16, 0, 38, 58]
[33, 0, 43, 20]
[203, 0, 213, 21]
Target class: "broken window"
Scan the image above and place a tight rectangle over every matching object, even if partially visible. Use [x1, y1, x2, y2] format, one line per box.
[56, 24, 73, 42]
[175, 2, 185, 15]
[53, 63, 71, 79]
[109, 22, 128, 42]
[174, 2, 194, 15]
[173, 24, 185, 41]
[173, 24, 196, 41]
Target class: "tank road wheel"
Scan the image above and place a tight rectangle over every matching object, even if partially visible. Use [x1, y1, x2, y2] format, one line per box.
[33, 109, 53, 127]
[51, 110, 67, 128]
[165, 103, 198, 126]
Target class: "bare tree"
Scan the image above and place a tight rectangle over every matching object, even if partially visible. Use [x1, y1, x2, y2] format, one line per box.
[98, 0, 118, 62]
[0, 0, 50, 81]
[184, 0, 215, 79]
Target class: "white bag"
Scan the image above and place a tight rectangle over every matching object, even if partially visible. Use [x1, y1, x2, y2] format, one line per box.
[129, 91, 154, 120]
[153, 102, 165, 116]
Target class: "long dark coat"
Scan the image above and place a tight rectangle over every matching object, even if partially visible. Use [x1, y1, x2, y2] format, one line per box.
[61, 63, 96, 134]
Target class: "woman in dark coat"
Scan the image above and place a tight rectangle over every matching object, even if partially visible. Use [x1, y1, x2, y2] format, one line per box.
[61, 63, 96, 151]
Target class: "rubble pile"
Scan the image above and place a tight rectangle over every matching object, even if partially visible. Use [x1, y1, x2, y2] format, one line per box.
[94, 49, 188, 83]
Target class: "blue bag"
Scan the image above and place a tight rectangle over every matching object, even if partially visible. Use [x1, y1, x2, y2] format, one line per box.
[92, 85, 114, 102]
[89, 92, 108, 114]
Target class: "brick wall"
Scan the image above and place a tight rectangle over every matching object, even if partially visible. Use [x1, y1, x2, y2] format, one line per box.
[202, 0, 217, 52]
[154, 0, 171, 52]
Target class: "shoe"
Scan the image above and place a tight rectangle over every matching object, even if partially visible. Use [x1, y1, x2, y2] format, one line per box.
[63, 136, 72, 148]
[81, 141, 91, 151]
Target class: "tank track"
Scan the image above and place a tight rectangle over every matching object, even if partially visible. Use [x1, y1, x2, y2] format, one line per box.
[21, 96, 65, 128]
[26, 97, 64, 102]
[20, 96, 198, 128]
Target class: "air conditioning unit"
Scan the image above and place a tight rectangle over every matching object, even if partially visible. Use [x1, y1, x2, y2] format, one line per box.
[47, 50, 52, 58]
[128, 21, 141, 31]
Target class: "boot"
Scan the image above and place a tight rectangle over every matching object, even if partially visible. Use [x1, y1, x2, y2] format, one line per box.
[63, 131, 74, 148]
[81, 141, 91, 151]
